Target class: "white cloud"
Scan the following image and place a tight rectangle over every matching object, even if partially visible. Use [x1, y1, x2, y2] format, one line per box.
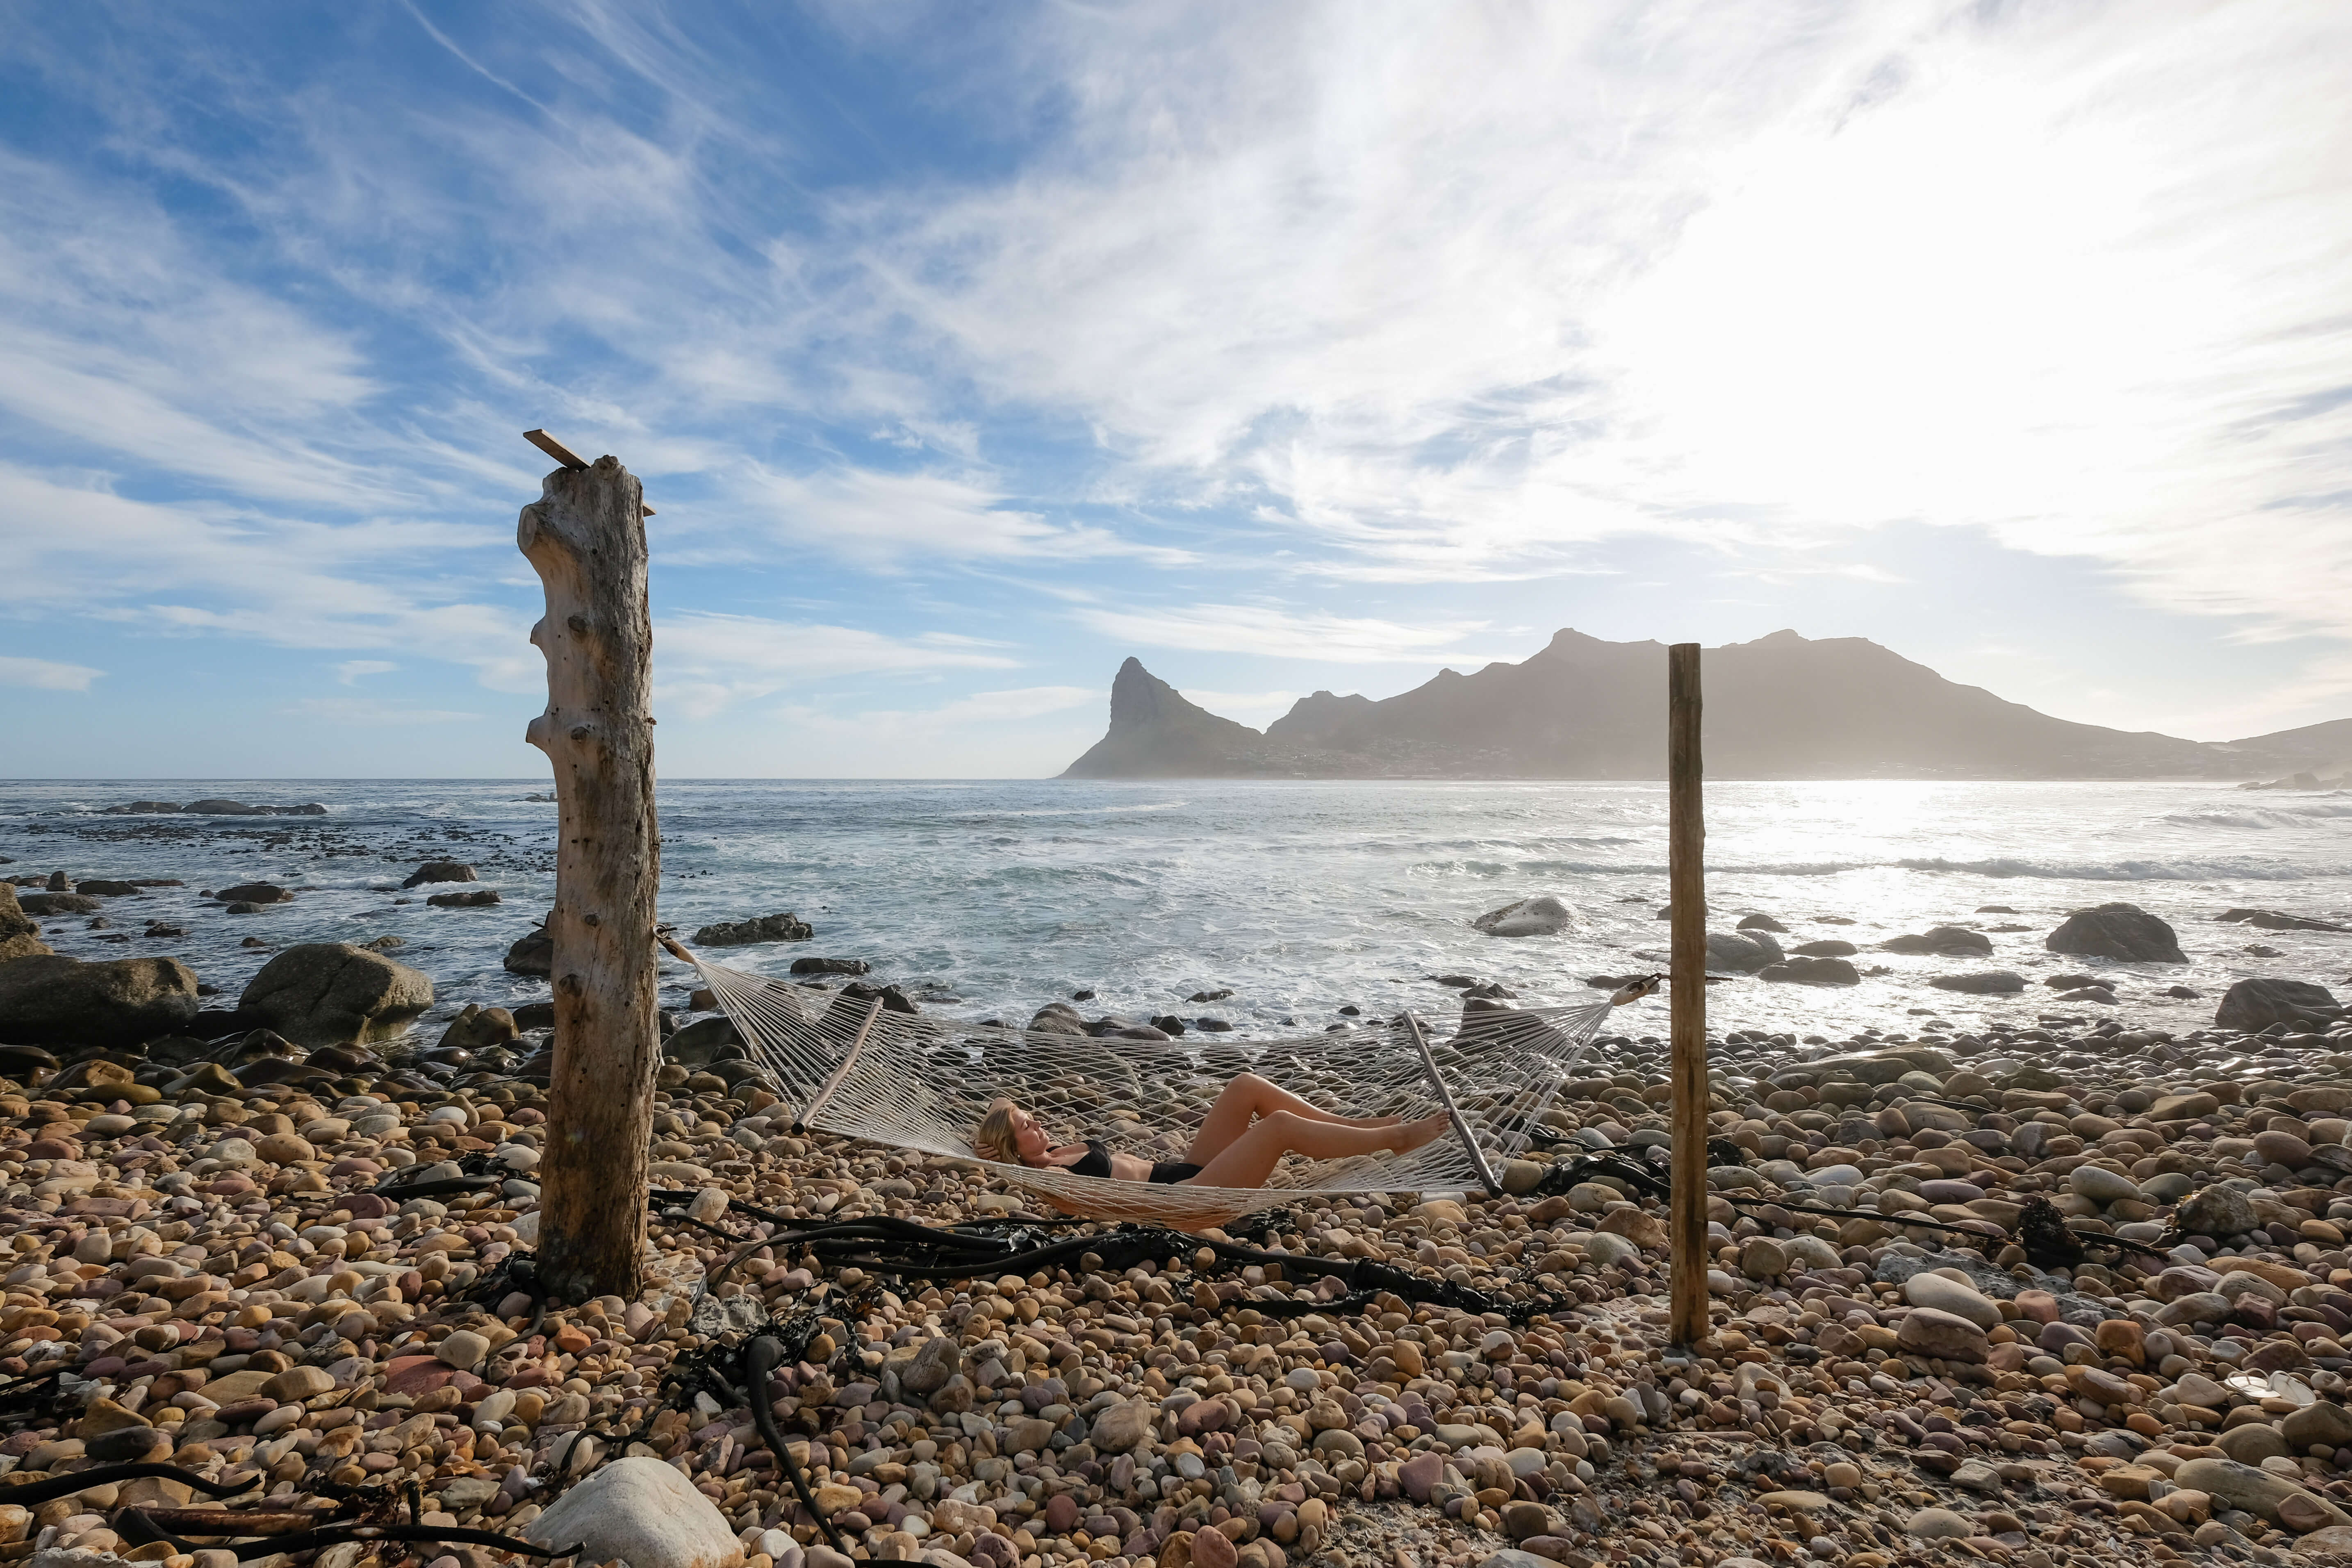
[0, 655, 103, 692]
[914, 686, 1099, 725]
[1070, 603, 1496, 665]
[335, 660, 398, 684]
[284, 697, 482, 724]
[0, 467, 538, 692]
[696, 462, 1190, 571]
[653, 610, 1026, 719]
[7, 0, 2352, 762]
[836, 1, 2352, 624]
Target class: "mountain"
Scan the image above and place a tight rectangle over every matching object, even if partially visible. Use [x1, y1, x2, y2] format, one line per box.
[1058, 629, 2340, 781]
[2222, 716, 2352, 773]
[1061, 659, 1275, 778]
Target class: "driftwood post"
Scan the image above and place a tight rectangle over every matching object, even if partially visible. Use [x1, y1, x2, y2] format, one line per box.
[1667, 642, 1710, 1346]
[519, 443, 660, 1303]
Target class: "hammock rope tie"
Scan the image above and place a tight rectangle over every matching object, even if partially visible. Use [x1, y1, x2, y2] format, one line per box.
[685, 955, 1654, 1224]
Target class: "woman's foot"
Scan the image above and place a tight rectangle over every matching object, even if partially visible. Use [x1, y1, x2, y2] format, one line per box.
[1389, 1111, 1455, 1154]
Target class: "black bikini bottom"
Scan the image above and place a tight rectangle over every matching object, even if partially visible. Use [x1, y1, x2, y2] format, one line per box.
[1149, 1161, 1203, 1185]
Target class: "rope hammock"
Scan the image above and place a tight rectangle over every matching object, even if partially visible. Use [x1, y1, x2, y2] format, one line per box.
[685, 954, 1654, 1227]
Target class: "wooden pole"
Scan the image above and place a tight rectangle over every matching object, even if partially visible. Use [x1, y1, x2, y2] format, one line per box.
[1667, 642, 1709, 1346]
[519, 449, 661, 1303]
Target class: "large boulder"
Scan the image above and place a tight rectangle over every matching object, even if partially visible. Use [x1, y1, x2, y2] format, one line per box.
[2220, 908, 2350, 933]
[790, 957, 870, 976]
[526, 1456, 743, 1568]
[0, 883, 52, 965]
[0, 955, 199, 1046]
[236, 944, 433, 1046]
[2045, 903, 2185, 963]
[402, 861, 477, 889]
[1705, 930, 1783, 973]
[1471, 896, 1573, 938]
[504, 928, 553, 976]
[184, 800, 328, 817]
[1881, 926, 1992, 956]
[2216, 978, 2340, 1033]
[664, 1016, 740, 1065]
[1928, 971, 2026, 995]
[1029, 1002, 1088, 1036]
[692, 913, 813, 947]
[2174, 1458, 2351, 1531]
[1760, 955, 1859, 986]
[19, 892, 100, 917]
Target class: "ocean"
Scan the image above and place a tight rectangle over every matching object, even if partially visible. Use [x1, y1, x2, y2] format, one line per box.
[4, 778, 2349, 1043]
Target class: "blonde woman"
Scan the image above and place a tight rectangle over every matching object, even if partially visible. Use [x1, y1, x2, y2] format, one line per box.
[973, 1073, 1452, 1191]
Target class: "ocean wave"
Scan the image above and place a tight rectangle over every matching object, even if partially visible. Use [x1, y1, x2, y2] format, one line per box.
[2158, 803, 2352, 829]
[1516, 859, 1869, 877]
[1893, 855, 2338, 881]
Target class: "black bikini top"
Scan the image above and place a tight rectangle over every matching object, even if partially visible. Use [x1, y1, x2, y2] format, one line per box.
[1069, 1139, 1113, 1179]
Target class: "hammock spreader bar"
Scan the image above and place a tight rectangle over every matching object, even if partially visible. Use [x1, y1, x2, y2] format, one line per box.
[1403, 1011, 1501, 1197]
[794, 993, 885, 1134]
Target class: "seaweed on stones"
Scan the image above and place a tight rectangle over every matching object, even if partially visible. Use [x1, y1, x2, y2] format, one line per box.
[2017, 1196, 2086, 1270]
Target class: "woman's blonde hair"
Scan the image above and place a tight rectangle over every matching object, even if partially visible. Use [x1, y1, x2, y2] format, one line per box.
[973, 1099, 1023, 1165]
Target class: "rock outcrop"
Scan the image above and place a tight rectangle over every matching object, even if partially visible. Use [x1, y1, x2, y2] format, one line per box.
[234, 943, 434, 1045]
[692, 913, 813, 947]
[1471, 896, 1573, 938]
[1705, 930, 1783, 972]
[0, 883, 53, 964]
[2046, 903, 2186, 963]
[2215, 978, 2340, 1032]
[0, 955, 200, 1046]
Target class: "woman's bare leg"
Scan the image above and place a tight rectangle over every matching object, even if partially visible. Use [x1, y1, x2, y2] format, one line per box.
[1183, 1073, 1406, 1165]
[1186, 1109, 1454, 1191]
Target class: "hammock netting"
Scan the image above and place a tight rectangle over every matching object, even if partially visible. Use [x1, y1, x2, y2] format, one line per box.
[688, 956, 1643, 1227]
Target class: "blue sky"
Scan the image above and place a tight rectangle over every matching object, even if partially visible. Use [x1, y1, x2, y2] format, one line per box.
[3, 0, 2350, 778]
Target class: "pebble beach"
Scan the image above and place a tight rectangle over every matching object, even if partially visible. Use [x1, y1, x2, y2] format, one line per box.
[5, 792, 2352, 1568]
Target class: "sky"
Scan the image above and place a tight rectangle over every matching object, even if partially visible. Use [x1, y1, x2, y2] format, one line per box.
[2, 0, 2349, 778]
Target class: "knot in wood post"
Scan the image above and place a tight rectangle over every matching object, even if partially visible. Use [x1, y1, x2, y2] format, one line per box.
[518, 451, 660, 1303]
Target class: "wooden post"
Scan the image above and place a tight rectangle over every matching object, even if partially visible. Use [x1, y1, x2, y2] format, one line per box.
[519, 449, 661, 1303]
[1667, 642, 1709, 1346]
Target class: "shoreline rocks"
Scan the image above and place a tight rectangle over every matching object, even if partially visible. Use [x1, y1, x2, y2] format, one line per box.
[1471, 897, 1573, 939]
[2047, 902, 2187, 963]
[0, 954, 199, 1046]
[233, 942, 434, 1045]
[693, 913, 815, 947]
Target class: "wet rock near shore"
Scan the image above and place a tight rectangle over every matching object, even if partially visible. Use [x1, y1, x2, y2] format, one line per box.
[1880, 926, 1992, 957]
[1758, 956, 1858, 987]
[232, 943, 435, 1046]
[694, 914, 816, 948]
[2218, 978, 2342, 1033]
[1471, 898, 1573, 939]
[2047, 903, 2187, 964]
[0, 883, 53, 965]
[0, 955, 200, 1047]
[1705, 931, 1783, 974]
